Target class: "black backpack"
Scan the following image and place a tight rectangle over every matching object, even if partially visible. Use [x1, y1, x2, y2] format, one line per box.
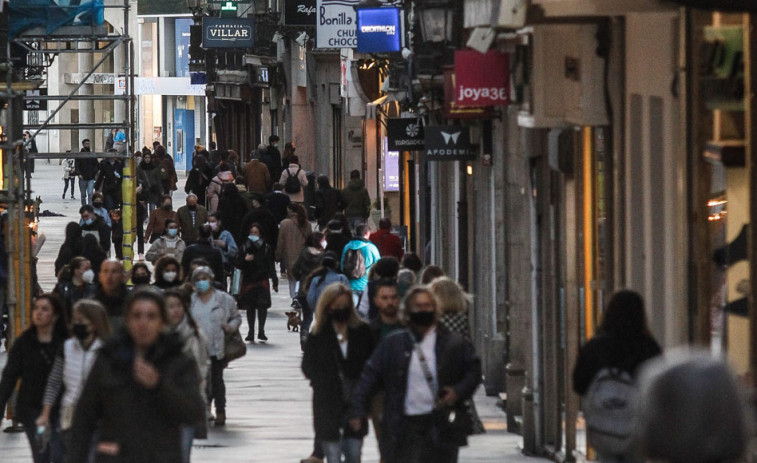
[285, 167, 302, 194]
[342, 247, 366, 280]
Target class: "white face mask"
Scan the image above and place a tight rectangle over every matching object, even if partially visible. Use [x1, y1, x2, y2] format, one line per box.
[321, 240, 327, 249]
[208, 222, 218, 231]
[82, 269, 95, 284]
[163, 271, 177, 282]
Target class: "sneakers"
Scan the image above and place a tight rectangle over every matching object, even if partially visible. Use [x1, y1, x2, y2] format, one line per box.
[258, 333, 268, 342]
[215, 410, 226, 426]
[207, 405, 215, 422]
[280, 270, 287, 279]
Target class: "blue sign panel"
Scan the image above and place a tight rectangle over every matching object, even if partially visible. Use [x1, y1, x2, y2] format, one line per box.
[202, 17, 255, 49]
[356, 7, 401, 53]
[175, 18, 192, 77]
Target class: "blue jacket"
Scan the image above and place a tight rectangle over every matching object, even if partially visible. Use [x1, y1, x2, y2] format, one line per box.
[340, 238, 380, 292]
[307, 270, 350, 310]
[350, 327, 482, 460]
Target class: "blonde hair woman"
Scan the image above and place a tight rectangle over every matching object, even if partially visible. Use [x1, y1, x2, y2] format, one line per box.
[429, 277, 474, 341]
[302, 283, 372, 463]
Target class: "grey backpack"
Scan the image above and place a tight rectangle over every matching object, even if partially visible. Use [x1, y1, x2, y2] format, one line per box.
[584, 367, 636, 455]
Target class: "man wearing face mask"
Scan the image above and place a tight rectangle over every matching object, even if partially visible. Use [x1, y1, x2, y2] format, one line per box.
[349, 287, 481, 463]
[145, 194, 178, 244]
[94, 259, 130, 331]
[79, 205, 111, 253]
[177, 194, 208, 245]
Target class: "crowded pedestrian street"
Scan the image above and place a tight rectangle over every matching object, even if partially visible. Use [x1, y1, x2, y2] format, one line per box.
[0, 163, 533, 462]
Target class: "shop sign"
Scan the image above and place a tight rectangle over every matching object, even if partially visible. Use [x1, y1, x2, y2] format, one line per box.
[424, 126, 476, 161]
[202, 18, 255, 49]
[387, 117, 424, 151]
[443, 67, 493, 119]
[24, 88, 47, 111]
[454, 50, 510, 107]
[316, 0, 360, 49]
[356, 7, 402, 53]
[286, 0, 317, 26]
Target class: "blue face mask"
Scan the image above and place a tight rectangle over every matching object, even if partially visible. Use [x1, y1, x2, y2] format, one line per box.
[249, 235, 260, 242]
[84, 218, 93, 226]
[195, 280, 211, 293]
[167, 228, 178, 238]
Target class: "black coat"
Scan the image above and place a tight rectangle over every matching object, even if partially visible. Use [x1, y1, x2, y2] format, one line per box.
[181, 241, 225, 285]
[184, 165, 213, 206]
[264, 191, 291, 224]
[325, 232, 351, 260]
[350, 327, 482, 461]
[81, 215, 111, 252]
[239, 208, 279, 250]
[95, 159, 124, 199]
[66, 331, 205, 463]
[0, 329, 65, 422]
[314, 187, 346, 228]
[260, 147, 282, 182]
[572, 332, 661, 396]
[291, 247, 323, 283]
[94, 284, 130, 319]
[53, 280, 96, 319]
[302, 322, 373, 441]
[236, 239, 278, 309]
[75, 155, 100, 181]
[55, 240, 83, 276]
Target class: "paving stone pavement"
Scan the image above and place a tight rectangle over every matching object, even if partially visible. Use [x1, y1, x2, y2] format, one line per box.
[0, 163, 547, 462]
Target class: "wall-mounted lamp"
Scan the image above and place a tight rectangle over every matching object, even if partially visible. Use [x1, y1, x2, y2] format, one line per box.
[416, 0, 455, 43]
[466, 164, 473, 176]
[295, 32, 309, 48]
[272, 31, 283, 43]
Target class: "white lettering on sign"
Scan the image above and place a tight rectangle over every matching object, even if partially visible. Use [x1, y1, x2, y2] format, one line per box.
[360, 25, 396, 35]
[457, 85, 508, 102]
[209, 28, 250, 39]
[65, 73, 116, 85]
[297, 5, 316, 15]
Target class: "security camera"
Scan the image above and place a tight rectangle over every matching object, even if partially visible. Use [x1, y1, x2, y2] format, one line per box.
[295, 32, 308, 48]
[401, 47, 414, 59]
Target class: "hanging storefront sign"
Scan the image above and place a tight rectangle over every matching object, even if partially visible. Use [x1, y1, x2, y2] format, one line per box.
[356, 7, 402, 53]
[316, 0, 360, 49]
[454, 50, 510, 107]
[24, 88, 47, 111]
[424, 126, 476, 161]
[286, 0, 317, 25]
[443, 67, 494, 119]
[202, 18, 255, 49]
[387, 117, 424, 151]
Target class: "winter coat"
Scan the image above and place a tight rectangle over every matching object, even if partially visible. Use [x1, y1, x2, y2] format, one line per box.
[176, 205, 208, 244]
[211, 229, 239, 270]
[190, 290, 241, 359]
[235, 238, 278, 310]
[173, 316, 209, 439]
[278, 164, 309, 203]
[302, 322, 373, 441]
[95, 159, 124, 200]
[81, 215, 111, 252]
[243, 160, 271, 195]
[572, 332, 661, 396]
[291, 247, 324, 282]
[218, 190, 250, 245]
[146, 236, 186, 264]
[0, 328, 65, 423]
[62, 158, 76, 180]
[184, 165, 213, 206]
[341, 179, 371, 219]
[206, 171, 234, 213]
[306, 270, 350, 311]
[66, 331, 205, 463]
[325, 231, 351, 260]
[53, 280, 96, 318]
[75, 155, 99, 181]
[314, 187, 346, 228]
[94, 284, 129, 321]
[158, 155, 178, 192]
[239, 207, 279, 250]
[340, 238, 381, 292]
[181, 241, 225, 285]
[55, 239, 83, 276]
[264, 191, 291, 224]
[137, 161, 164, 205]
[350, 327, 482, 461]
[260, 146, 282, 182]
[369, 229, 404, 260]
[276, 215, 311, 274]
[145, 208, 178, 242]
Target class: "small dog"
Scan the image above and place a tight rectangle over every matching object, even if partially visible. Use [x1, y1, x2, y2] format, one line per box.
[285, 311, 301, 332]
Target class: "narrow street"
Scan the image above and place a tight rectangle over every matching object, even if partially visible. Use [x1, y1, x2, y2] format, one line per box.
[0, 163, 539, 462]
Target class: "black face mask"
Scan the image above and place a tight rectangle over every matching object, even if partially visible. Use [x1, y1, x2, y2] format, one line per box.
[330, 307, 351, 323]
[72, 323, 90, 341]
[408, 311, 435, 328]
[132, 275, 151, 285]
[163, 204, 172, 211]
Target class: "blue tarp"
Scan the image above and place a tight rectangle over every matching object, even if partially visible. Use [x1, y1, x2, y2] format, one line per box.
[9, 0, 105, 39]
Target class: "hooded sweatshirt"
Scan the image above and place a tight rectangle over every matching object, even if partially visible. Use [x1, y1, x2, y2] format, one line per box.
[341, 179, 371, 219]
[340, 238, 380, 292]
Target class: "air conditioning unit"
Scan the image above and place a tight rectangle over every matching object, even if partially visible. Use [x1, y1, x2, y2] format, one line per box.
[518, 24, 609, 128]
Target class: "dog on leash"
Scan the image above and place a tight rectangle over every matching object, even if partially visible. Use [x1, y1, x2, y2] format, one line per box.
[285, 311, 301, 332]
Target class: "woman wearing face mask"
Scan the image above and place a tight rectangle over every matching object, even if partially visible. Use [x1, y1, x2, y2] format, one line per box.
[146, 219, 186, 264]
[136, 152, 164, 212]
[291, 232, 326, 313]
[145, 194, 178, 244]
[131, 262, 153, 287]
[153, 256, 183, 290]
[0, 294, 68, 463]
[53, 257, 96, 321]
[37, 300, 110, 451]
[189, 266, 241, 426]
[302, 283, 372, 463]
[90, 192, 112, 227]
[164, 288, 209, 463]
[236, 223, 278, 342]
[208, 212, 239, 279]
[66, 289, 205, 462]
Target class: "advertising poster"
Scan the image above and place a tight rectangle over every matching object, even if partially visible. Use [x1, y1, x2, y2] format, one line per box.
[316, 0, 360, 49]
[356, 7, 401, 53]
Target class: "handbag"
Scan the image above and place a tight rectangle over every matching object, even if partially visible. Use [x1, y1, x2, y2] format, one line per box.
[231, 268, 242, 296]
[224, 329, 246, 363]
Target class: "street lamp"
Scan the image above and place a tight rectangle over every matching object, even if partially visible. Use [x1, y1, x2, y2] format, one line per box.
[416, 0, 455, 43]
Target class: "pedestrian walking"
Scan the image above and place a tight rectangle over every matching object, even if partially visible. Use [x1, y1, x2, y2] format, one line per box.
[260, 136, 282, 182]
[572, 290, 662, 463]
[176, 193, 208, 245]
[53, 256, 96, 319]
[419, 265, 445, 285]
[185, 155, 213, 207]
[66, 289, 206, 462]
[153, 255, 183, 290]
[349, 286, 482, 463]
[356, 256, 400, 320]
[81, 234, 107, 276]
[79, 204, 111, 252]
[279, 155, 308, 204]
[94, 156, 124, 211]
[0, 293, 68, 463]
[277, 203, 312, 301]
[75, 139, 99, 206]
[291, 232, 326, 303]
[94, 259, 129, 331]
[90, 192, 111, 227]
[236, 223, 279, 342]
[146, 218, 186, 264]
[206, 163, 235, 213]
[239, 194, 279, 250]
[208, 212, 239, 282]
[264, 183, 291, 224]
[341, 170, 370, 232]
[302, 283, 373, 463]
[54, 222, 84, 276]
[243, 148, 271, 196]
[37, 300, 110, 452]
[164, 288, 210, 463]
[154, 145, 178, 196]
[109, 208, 123, 260]
[217, 182, 250, 245]
[304, 252, 349, 341]
[314, 175, 346, 230]
[281, 141, 296, 169]
[137, 151, 164, 212]
[324, 219, 351, 260]
[341, 224, 381, 306]
[369, 218, 404, 260]
[181, 225, 225, 289]
[145, 194, 179, 243]
[61, 154, 76, 200]
[189, 266, 241, 426]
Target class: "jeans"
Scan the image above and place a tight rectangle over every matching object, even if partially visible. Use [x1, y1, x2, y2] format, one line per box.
[322, 437, 362, 463]
[180, 426, 194, 463]
[395, 414, 459, 463]
[62, 178, 76, 197]
[210, 357, 226, 412]
[22, 416, 63, 463]
[79, 178, 95, 206]
[287, 275, 297, 300]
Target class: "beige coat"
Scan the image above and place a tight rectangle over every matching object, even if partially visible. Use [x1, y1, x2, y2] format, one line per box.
[278, 164, 308, 203]
[275, 214, 311, 272]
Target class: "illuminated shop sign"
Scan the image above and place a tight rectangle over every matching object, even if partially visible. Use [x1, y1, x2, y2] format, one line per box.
[202, 18, 255, 49]
[356, 7, 401, 53]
